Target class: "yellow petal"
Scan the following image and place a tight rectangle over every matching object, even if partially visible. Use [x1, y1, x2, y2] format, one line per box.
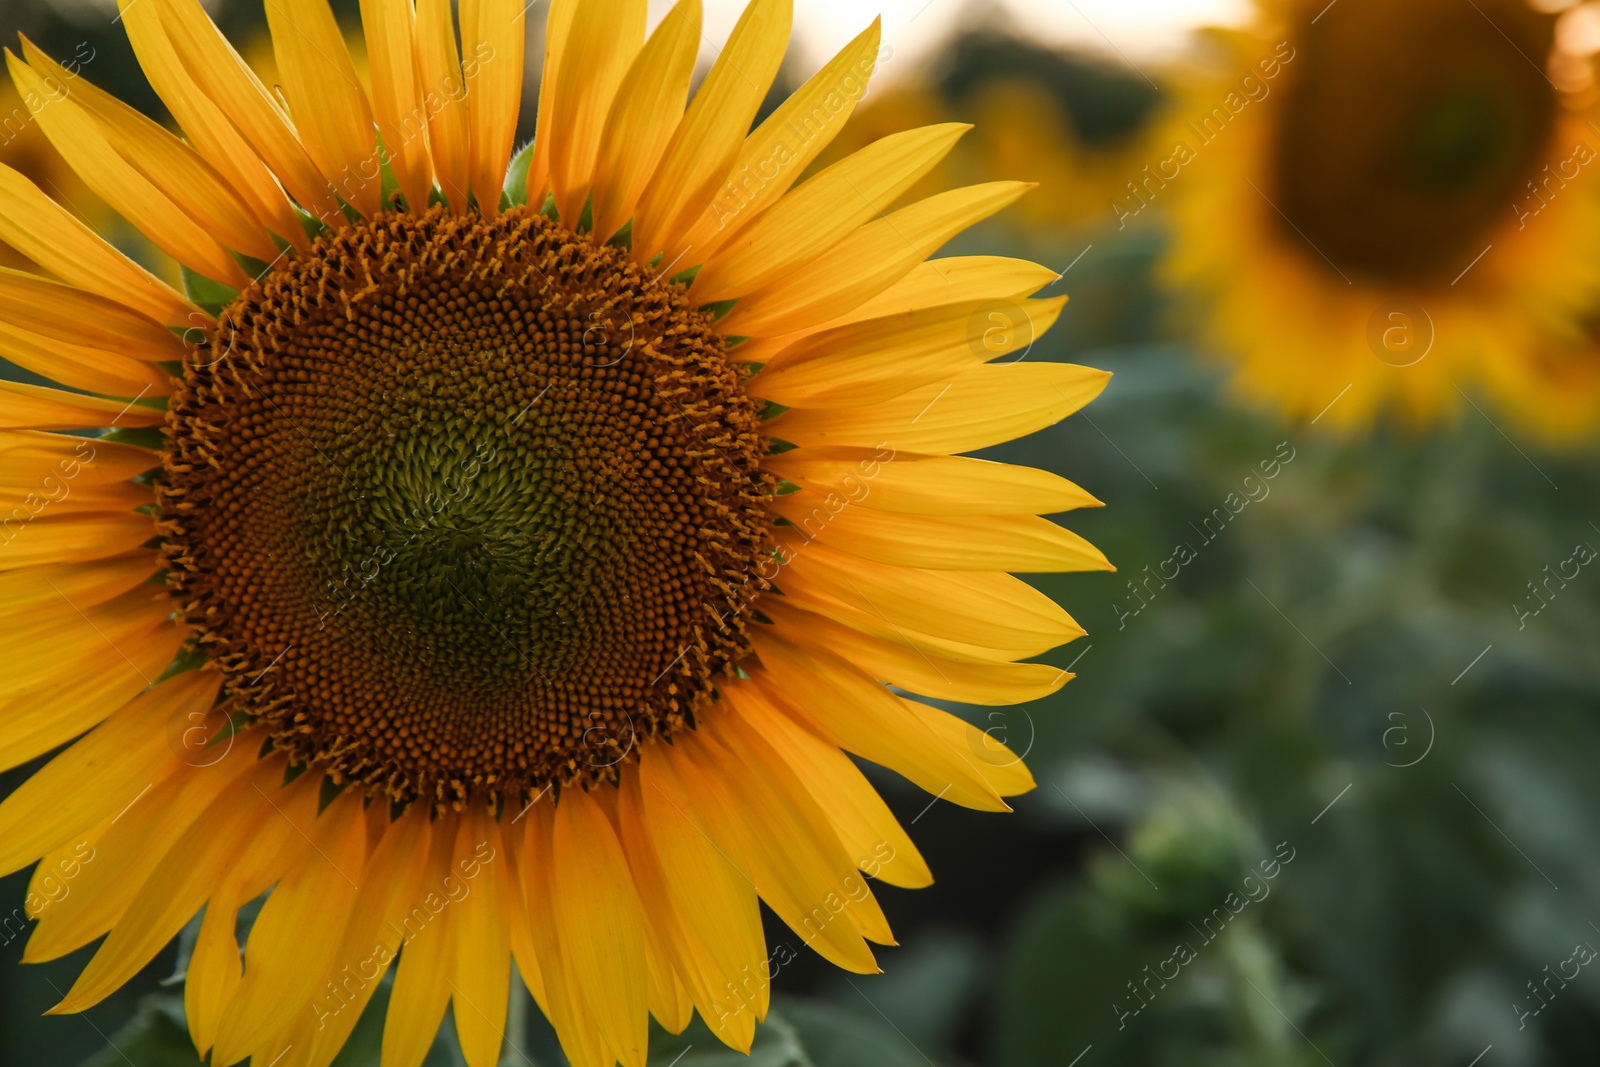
[184, 893, 243, 1055]
[751, 630, 1009, 812]
[615, 771, 750, 1049]
[635, 746, 766, 1052]
[0, 160, 198, 327]
[0, 321, 171, 400]
[754, 296, 1068, 409]
[0, 668, 217, 877]
[516, 804, 608, 1067]
[212, 790, 367, 1064]
[186, 775, 320, 1057]
[0, 555, 159, 621]
[118, 0, 306, 248]
[680, 19, 883, 259]
[767, 448, 1100, 516]
[0, 512, 158, 571]
[5, 47, 248, 287]
[907, 700, 1037, 798]
[0, 381, 163, 432]
[0, 605, 183, 774]
[761, 596, 1070, 708]
[0, 268, 188, 362]
[358, 0, 432, 212]
[414, 0, 473, 211]
[673, 728, 883, 967]
[264, 0, 382, 218]
[449, 806, 513, 1067]
[552, 788, 649, 1067]
[496, 810, 547, 1016]
[154, 0, 344, 226]
[546, 0, 646, 223]
[777, 540, 1083, 659]
[691, 123, 970, 302]
[52, 758, 287, 1012]
[773, 491, 1113, 573]
[632, 0, 792, 264]
[722, 182, 1036, 338]
[589, 0, 702, 242]
[461, 0, 527, 215]
[706, 711, 897, 951]
[382, 810, 459, 1067]
[304, 807, 431, 1067]
[21, 37, 279, 263]
[0, 429, 161, 487]
[24, 741, 264, 963]
[725, 680, 932, 888]
[525, 0, 578, 209]
[768, 361, 1111, 455]
[856, 256, 1063, 322]
[0, 480, 151, 520]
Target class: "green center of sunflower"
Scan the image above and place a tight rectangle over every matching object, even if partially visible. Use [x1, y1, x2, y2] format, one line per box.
[1272, 0, 1558, 284]
[159, 207, 774, 807]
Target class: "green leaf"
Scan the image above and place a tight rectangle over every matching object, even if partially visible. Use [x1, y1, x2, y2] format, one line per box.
[781, 1000, 946, 1067]
[648, 1008, 814, 1067]
[77, 995, 198, 1067]
[647, 1000, 945, 1067]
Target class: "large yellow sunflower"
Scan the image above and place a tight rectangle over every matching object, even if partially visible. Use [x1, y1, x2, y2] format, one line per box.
[0, 2, 1110, 1066]
[1159, 0, 1600, 439]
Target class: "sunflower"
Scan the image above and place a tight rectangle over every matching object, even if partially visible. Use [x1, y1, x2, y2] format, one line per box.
[1159, 0, 1600, 438]
[0, 2, 1110, 1066]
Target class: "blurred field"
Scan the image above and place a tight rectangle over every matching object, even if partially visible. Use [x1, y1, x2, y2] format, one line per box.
[4, 1, 1600, 1066]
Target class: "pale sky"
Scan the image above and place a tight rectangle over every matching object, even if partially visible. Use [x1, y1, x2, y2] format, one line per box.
[651, 0, 1251, 76]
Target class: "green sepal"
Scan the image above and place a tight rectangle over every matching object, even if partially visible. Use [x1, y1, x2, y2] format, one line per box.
[296, 205, 332, 242]
[671, 264, 703, 286]
[504, 139, 535, 205]
[759, 400, 790, 421]
[375, 134, 402, 209]
[181, 265, 239, 317]
[317, 775, 346, 814]
[702, 298, 738, 320]
[234, 250, 278, 286]
[155, 643, 209, 684]
[607, 219, 634, 250]
[104, 426, 167, 450]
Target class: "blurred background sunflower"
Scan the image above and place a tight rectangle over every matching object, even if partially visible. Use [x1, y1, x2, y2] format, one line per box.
[5, 2, 1600, 1067]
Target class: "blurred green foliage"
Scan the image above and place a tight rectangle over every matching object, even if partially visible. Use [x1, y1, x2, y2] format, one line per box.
[1, 4, 1598, 1066]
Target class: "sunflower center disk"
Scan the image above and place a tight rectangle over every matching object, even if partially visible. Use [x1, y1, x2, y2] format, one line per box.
[1272, 0, 1557, 284]
[160, 208, 773, 805]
